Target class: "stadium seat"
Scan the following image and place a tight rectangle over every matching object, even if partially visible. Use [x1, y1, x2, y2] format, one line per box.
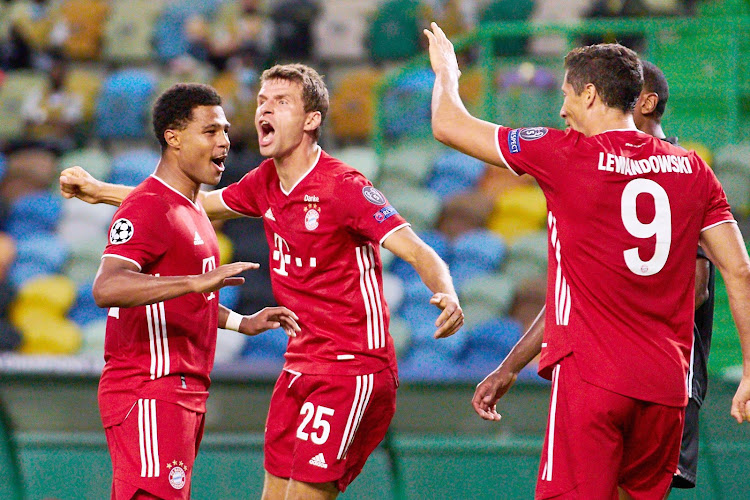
[103, 0, 164, 63]
[328, 68, 383, 143]
[242, 327, 288, 360]
[0, 71, 48, 140]
[398, 345, 465, 381]
[368, 0, 427, 62]
[457, 302, 497, 332]
[108, 148, 160, 186]
[95, 69, 157, 140]
[427, 150, 486, 200]
[457, 273, 516, 317]
[382, 136, 442, 186]
[487, 184, 547, 243]
[215, 328, 248, 364]
[385, 186, 441, 233]
[153, 0, 221, 61]
[80, 317, 107, 354]
[480, 0, 536, 57]
[381, 68, 434, 141]
[389, 314, 411, 357]
[58, 0, 109, 60]
[9, 234, 70, 287]
[312, 0, 372, 61]
[59, 146, 112, 182]
[6, 192, 63, 239]
[63, 67, 104, 122]
[69, 282, 107, 326]
[382, 271, 405, 313]
[389, 230, 450, 283]
[329, 145, 379, 180]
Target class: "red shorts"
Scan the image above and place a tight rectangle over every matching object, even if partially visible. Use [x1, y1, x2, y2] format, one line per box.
[104, 399, 205, 500]
[264, 368, 397, 492]
[536, 355, 683, 499]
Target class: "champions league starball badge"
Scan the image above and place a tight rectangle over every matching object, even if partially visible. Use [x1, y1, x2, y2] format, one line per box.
[109, 218, 134, 244]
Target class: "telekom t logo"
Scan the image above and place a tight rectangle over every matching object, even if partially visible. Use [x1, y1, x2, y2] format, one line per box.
[202, 256, 216, 300]
[272, 233, 291, 276]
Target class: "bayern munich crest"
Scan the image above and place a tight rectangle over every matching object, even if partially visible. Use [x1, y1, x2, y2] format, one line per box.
[109, 218, 134, 244]
[304, 203, 320, 231]
[166, 461, 187, 490]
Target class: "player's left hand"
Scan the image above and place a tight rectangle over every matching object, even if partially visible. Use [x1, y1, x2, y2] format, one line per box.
[239, 306, 301, 337]
[423, 22, 461, 79]
[731, 375, 750, 423]
[430, 293, 463, 338]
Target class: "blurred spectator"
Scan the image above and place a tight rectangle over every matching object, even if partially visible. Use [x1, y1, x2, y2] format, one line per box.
[0, 140, 60, 206]
[508, 276, 546, 331]
[211, 47, 262, 147]
[21, 53, 83, 149]
[186, 0, 273, 72]
[437, 190, 493, 240]
[269, 0, 320, 61]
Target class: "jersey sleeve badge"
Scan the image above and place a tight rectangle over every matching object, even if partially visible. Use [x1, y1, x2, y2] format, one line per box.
[109, 218, 134, 244]
[362, 186, 387, 205]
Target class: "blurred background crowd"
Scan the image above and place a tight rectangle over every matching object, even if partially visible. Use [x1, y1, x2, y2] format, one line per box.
[0, 0, 748, 382]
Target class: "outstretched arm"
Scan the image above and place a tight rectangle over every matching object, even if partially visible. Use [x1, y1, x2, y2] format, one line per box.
[424, 22, 508, 168]
[700, 222, 750, 423]
[92, 256, 258, 308]
[472, 307, 545, 421]
[382, 226, 463, 338]
[60, 166, 240, 220]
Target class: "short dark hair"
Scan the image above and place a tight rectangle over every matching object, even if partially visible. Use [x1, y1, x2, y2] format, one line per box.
[260, 64, 329, 140]
[152, 83, 222, 149]
[641, 60, 669, 118]
[564, 43, 643, 113]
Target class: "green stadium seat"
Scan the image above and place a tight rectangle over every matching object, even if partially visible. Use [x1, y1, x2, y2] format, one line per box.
[480, 0, 536, 57]
[458, 273, 517, 317]
[385, 186, 441, 233]
[0, 71, 48, 140]
[103, 0, 163, 63]
[367, 0, 427, 62]
[382, 137, 441, 185]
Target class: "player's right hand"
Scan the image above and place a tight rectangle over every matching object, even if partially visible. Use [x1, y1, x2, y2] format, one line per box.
[192, 261, 260, 294]
[471, 366, 518, 422]
[59, 166, 103, 204]
[731, 375, 750, 423]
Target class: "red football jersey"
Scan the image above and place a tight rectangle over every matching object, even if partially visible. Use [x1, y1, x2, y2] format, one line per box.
[220, 148, 409, 376]
[98, 175, 220, 428]
[495, 127, 734, 406]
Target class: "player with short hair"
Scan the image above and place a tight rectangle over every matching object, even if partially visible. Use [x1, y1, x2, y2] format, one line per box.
[69, 83, 300, 500]
[425, 23, 750, 499]
[60, 64, 464, 500]
[472, 60, 716, 495]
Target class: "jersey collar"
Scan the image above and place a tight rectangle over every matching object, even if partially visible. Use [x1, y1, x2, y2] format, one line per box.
[150, 174, 202, 212]
[279, 146, 322, 197]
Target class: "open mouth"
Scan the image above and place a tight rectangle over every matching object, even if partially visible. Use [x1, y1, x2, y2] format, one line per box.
[259, 120, 275, 147]
[211, 155, 227, 172]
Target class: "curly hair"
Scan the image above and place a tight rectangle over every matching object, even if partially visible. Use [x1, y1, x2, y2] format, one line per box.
[260, 64, 329, 140]
[152, 83, 222, 149]
[564, 44, 643, 113]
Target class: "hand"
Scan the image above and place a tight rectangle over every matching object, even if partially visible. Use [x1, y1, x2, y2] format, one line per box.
[191, 261, 259, 294]
[471, 366, 518, 422]
[423, 22, 461, 79]
[430, 292, 464, 338]
[239, 306, 301, 337]
[59, 166, 104, 204]
[731, 376, 750, 423]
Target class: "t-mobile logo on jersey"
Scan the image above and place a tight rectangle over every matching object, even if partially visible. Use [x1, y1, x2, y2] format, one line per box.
[203, 256, 216, 300]
[272, 233, 318, 277]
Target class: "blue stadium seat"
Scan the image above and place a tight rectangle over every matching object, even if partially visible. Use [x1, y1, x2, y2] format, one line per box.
[242, 327, 289, 360]
[69, 283, 108, 326]
[382, 68, 434, 140]
[6, 192, 62, 239]
[427, 150, 485, 199]
[0, 152, 6, 182]
[398, 345, 465, 382]
[9, 234, 70, 287]
[108, 148, 160, 186]
[219, 285, 240, 311]
[153, 0, 221, 61]
[450, 230, 506, 285]
[95, 69, 157, 140]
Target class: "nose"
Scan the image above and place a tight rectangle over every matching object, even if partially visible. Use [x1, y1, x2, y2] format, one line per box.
[219, 130, 230, 149]
[559, 106, 566, 119]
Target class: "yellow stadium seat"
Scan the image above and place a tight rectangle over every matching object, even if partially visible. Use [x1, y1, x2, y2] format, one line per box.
[487, 184, 547, 243]
[12, 274, 77, 316]
[329, 68, 383, 143]
[59, 0, 109, 60]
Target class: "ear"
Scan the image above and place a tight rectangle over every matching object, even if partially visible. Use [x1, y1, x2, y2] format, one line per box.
[164, 129, 180, 149]
[639, 92, 659, 116]
[303, 111, 322, 135]
[583, 83, 597, 108]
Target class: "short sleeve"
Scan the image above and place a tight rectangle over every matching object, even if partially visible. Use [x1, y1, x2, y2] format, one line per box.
[103, 193, 172, 270]
[219, 166, 264, 217]
[698, 153, 735, 231]
[335, 172, 409, 244]
[495, 126, 578, 180]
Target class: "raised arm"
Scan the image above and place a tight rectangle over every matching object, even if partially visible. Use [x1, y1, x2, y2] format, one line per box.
[424, 22, 508, 168]
[92, 255, 258, 308]
[382, 226, 463, 338]
[700, 222, 750, 423]
[472, 306, 545, 421]
[60, 166, 241, 220]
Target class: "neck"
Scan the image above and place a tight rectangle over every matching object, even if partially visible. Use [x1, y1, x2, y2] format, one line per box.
[274, 141, 320, 192]
[154, 156, 201, 202]
[637, 119, 666, 140]
[583, 107, 638, 136]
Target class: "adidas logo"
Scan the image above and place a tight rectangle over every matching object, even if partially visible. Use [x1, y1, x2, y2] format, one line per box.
[194, 231, 204, 245]
[264, 208, 276, 221]
[308, 453, 328, 469]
